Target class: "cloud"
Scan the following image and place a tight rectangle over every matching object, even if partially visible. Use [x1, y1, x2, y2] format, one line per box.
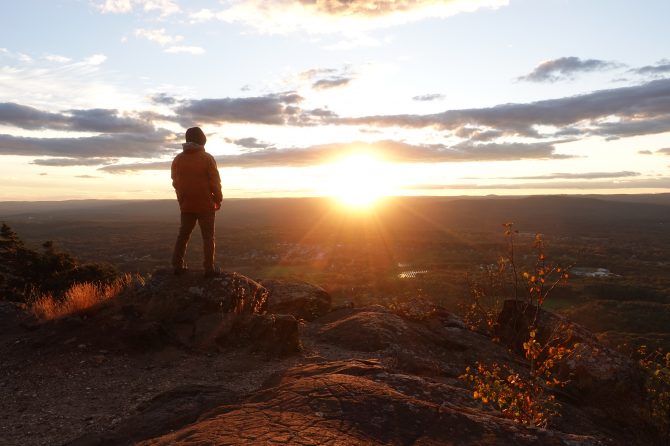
[0, 130, 177, 159]
[82, 54, 107, 66]
[135, 28, 183, 46]
[658, 148, 670, 155]
[638, 150, 653, 155]
[406, 177, 670, 190]
[101, 139, 570, 172]
[96, 0, 179, 16]
[31, 157, 118, 167]
[518, 56, 621, 83]
[312, 77, 353, 90]
[150, 93, 177, 105]
[44, 54, 72, 63]
[225, 137, 274, 149]
[298, 66, 355, 89]
[100, 160, 172, 173]
[340, 78, 670, 139]
[164, 45, 206, 55]
[174, 92, 332, 126]
[135, 29, 204, 55]
[412, 93, 445, 101]
[75, 175, 101, 179]
[189, 0, 509, 34]
[0, 102, 155, 133]
[632, 59, 670, 77]
[470, 171, 641, 180]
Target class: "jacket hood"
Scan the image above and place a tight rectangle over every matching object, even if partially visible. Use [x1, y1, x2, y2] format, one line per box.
[182, 142, 206, 153]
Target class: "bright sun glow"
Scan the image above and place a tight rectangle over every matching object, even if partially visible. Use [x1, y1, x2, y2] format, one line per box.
[323, 153, 393, 209]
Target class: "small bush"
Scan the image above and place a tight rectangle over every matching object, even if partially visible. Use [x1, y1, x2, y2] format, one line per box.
[31, 274, 137, 320]
[461, 223, 572, 427]
[637, 346, 670, 438]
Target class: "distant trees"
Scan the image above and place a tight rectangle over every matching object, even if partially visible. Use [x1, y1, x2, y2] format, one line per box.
[0, 223, 118, 302]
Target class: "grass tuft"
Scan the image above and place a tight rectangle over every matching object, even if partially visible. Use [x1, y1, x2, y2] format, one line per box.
[31, 273, 138, 320]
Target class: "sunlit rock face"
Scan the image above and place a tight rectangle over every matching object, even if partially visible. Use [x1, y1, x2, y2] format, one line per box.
[261, 278, 332, 321]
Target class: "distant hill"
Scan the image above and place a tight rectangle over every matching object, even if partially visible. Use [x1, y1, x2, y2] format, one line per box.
[2, 195, 669, 235]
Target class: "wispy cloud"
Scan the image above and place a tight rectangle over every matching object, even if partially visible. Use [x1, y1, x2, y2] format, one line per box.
[518, 56, 621, 83]
[405, 177, 670, 190]
[412, 93, 445, 102]
[43, 54, 72, 63]
[631, 59, 670, 77]
[96, 0, 179, 16]
[0, 51, 139, 111]
[312, 77, 352, 90]
[297, 65, 355, 89]
[190, 0, 509, 34]
[135, 28, 183, 45]
[225, 137, 275, 150]
[164, 45, 205, 55]
[135, 28, 205, 55]
[465, 171, 641, 180]
[32, 158, 118, 167]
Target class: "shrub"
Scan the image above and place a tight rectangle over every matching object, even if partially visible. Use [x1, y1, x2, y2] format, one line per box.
[637, 346, 670, 438]
[460, 223, 572, 427]
[31, 274, 137, 320]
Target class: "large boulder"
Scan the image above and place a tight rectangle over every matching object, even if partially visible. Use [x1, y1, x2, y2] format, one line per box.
[316, 305, 514, 377]
[141, 270, 269, 318]
[19, 270, 300, 357]
[134, 271, 299, 356]
[135, 360, 609, 446]
[261, 279, 331, 321]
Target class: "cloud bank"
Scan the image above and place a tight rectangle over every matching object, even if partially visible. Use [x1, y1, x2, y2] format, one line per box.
[0, 131, 177, 160]
[101, 139, 569, 172]
[518, 56, 620, 83]
[341, 78, 670, 139]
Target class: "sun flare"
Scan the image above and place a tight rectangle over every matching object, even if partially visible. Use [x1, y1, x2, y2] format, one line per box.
[323, 153, 393, 209]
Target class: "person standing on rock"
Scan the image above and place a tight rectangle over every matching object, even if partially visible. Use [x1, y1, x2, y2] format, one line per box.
[171, 127, 223, 277]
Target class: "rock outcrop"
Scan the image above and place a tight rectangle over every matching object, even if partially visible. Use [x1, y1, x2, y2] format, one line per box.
[20, 270, 301, 356]
[2, 276, 665, 445]
[261, 279, 331, 321]
[114, 360, 607, 446]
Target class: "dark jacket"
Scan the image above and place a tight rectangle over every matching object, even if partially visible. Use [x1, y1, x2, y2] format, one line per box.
[171, 143, 222, 213]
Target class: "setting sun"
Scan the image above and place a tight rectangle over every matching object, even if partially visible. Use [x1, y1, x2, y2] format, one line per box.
[323, 153, 393, 209]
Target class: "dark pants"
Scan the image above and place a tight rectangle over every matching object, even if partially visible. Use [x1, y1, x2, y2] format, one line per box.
[172, 211, 216, 271]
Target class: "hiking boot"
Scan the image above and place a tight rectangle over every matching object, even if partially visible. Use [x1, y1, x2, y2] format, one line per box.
[204, 268, 221, 278]
[174, 267, 188, 276]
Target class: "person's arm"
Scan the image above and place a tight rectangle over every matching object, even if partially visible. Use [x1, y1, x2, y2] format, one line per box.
[171, 157, 182, 203]
[208, 155, 223, 208]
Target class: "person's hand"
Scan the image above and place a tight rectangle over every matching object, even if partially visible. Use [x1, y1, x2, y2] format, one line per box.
[214, 201, 222, 211]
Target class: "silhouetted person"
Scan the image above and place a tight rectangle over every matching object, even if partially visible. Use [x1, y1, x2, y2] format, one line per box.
[171, 127, 222, 277]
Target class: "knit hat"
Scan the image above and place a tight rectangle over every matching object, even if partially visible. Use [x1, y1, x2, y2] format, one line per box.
[185, 127, 207, 145]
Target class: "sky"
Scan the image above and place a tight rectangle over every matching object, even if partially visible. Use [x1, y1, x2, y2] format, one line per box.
[1, 0, 670, 201]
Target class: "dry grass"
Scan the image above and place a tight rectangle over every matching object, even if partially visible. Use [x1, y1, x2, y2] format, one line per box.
[31, 273, 140, 320]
